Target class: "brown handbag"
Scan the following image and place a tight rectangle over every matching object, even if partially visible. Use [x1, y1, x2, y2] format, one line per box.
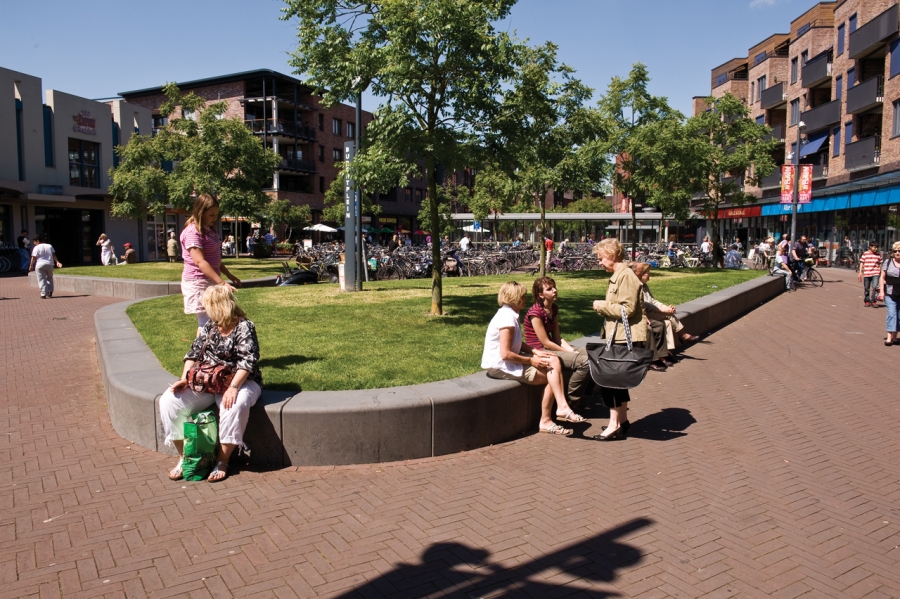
[186, 335, 235, 394]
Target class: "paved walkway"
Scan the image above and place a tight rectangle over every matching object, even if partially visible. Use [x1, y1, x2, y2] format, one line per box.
[1, 272, 899, 598]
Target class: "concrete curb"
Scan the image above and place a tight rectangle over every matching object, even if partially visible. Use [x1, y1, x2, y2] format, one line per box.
[30, 271, 276, 300]
[95, 274, 784, 467]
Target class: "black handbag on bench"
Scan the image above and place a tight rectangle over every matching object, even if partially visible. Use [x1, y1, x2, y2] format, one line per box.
[586, 306, 653, 389]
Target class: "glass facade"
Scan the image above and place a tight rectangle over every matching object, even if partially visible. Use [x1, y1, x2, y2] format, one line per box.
[68, 138, 100, 188]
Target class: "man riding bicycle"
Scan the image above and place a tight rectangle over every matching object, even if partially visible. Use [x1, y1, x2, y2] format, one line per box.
[790, 235, 811, 282]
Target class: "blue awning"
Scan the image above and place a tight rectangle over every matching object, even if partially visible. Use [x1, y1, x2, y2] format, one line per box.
[859, 191, 877, 207]
[809, 199, 827, 212]
[875, 189, 892, 205]
[823, 197, 836, 211]
[833, 195, 850, 210]
[799, 131, 829, 157]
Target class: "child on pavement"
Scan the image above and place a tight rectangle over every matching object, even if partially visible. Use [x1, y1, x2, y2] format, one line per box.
[523, 277, 591, 416]
[859, 241, 882, 307]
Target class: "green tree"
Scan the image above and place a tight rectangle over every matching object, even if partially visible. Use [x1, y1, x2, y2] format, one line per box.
[265, 198, 311, 241]
[555, 195, 614, 239]
[282, 0, 522, 315]
[494, 42, 609, 276]
[109, 84, 282, 221]
[686, 93, 778, 248]
[598, 63, 691, 257]
[467, 163, 518, 246]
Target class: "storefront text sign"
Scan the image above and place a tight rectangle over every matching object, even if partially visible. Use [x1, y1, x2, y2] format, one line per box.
[718, 206, 761, 219]
[798, 164, 813, 204]
[780, 165, 794, 204]
[72, 110, 97, 135]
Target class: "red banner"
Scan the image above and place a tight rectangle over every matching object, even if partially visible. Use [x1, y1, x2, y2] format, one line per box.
[798, 164, 813, 204]
[718, 206, 762, 219]
[780, 165, 794, 204]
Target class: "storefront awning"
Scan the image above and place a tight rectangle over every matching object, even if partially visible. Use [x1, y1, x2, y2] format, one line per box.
[799, 131, 829, 158]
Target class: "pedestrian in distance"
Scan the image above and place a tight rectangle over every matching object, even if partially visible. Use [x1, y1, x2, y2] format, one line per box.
[591, 238, 648, 441]
[878, 241, 900, 346]
[481, 281, 576, 436]
[459, 233, 470, 253]
[28, 234, 62, 299]
[118, 242, 137, 264]
[96, 233, 114, 266]
[17, 229, 31, 272]
[858, 241, 882, 307]
[180, 193, 242, 337]
[167, 232, 179, 263]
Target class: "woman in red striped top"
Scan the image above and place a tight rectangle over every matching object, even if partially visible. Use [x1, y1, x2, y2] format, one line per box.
[858, 241, 882, 307]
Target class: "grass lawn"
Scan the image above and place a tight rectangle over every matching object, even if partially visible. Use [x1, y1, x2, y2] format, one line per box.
[127, 269, 765, 392]
[58, 258, 284, 282]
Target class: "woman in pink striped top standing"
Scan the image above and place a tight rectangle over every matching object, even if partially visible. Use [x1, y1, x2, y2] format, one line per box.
[180, 194, 242, 335]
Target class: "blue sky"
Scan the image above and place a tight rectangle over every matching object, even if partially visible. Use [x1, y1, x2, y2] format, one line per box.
[2, 0, 814, 116]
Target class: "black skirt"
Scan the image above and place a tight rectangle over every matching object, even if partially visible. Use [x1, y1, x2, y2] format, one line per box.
[596, 341, 644, 408]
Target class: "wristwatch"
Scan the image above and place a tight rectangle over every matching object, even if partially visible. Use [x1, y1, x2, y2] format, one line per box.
[229, 383, 240, 389]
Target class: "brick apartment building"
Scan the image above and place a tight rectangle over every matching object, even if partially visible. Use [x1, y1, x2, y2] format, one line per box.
[119, 69, 430, 241]
[693, 0, 900, 258]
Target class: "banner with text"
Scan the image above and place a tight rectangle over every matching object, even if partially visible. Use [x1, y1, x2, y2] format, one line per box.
[798, 164, 813, 204]
[780, 165, 794, 204]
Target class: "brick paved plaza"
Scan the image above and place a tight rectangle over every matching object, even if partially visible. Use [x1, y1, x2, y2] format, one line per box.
[2, 273, 899, 598]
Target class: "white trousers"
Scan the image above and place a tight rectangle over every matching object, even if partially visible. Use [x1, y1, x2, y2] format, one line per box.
[159, 380, 262, 447]
[36, 263, 54, 296]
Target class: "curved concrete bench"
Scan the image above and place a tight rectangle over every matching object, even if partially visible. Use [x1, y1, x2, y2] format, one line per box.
[95, 274, 785, 467]
[29, 272, 275, 300]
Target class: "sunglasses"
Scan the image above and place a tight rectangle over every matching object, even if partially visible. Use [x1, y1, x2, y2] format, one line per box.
[894, 250, 900, 254]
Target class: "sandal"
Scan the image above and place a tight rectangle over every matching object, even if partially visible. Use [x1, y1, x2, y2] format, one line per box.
[539, 424, 573, 436]
[208, 461, 229, 483]
[556, 410, 586, 423]
[168, 459, 183, 481]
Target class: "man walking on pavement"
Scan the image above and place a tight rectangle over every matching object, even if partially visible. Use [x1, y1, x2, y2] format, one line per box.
[17, 229, 31, 272]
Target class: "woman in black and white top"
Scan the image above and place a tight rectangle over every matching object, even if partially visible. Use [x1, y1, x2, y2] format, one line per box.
[878, 241, 900, 346]
[160, 285, 262, 482]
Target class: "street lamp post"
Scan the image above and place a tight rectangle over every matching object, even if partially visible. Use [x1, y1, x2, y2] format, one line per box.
[790, 120, 806, 244]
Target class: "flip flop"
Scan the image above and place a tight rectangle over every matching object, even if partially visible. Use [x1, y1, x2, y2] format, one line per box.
[555, 410, 586, 423]
[168, 459, 183, 481]
[539, 424, 573, 436]
[208, 461, 229, 483]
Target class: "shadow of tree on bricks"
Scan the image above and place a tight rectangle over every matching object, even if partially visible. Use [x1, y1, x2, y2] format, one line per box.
[629, 407, 696, 441]
[332, 518, 653, 598]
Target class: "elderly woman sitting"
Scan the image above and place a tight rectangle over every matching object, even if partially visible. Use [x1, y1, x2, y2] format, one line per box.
[160, 285, 263, 482]
[630, 263, 699, 356]
[482, 281, 581, 436]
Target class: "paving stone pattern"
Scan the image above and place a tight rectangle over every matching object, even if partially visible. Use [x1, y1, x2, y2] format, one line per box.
[1, 273, 899, 598]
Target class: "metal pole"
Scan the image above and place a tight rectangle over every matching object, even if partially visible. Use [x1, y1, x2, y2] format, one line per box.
[343, 141, 357, 291]
[790, 122, 803, 244]
[356, 94, 364, 290]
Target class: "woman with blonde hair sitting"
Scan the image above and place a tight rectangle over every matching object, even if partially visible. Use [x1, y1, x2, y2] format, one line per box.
[630, 262, 699, 355]
[482, 281, 581, 436]
[159, 285, 262, 483]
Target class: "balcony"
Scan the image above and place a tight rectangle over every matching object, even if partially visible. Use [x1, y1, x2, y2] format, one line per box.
[765, 124, 785, 143]
[279, 158, 317, 173]
[844, 136, 881, 171]
[759, 170, 784, 189]
[809, 164, 828, 180]
[801, 54, 832, 89]
[849, 3, 899, 59]
[800, 99, 841, 133]
[760, 82, 787, 109]
[847, 76, 884, 115]
[245, 119, 317, 141]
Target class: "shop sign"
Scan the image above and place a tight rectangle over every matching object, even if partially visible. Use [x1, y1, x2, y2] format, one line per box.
[798, 164, 813, 204]
[718, 206, 761, 219]
[72, 110, 97, 135]
[780, 165, 794, 204]
[362, 216, 372, 223]
[379, 217, 397, 224]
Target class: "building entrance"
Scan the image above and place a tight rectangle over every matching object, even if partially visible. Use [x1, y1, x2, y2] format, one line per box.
[34, 207, 103, 266]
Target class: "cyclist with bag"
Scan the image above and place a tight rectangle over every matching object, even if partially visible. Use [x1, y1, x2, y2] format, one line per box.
[159, 285, 262, 483]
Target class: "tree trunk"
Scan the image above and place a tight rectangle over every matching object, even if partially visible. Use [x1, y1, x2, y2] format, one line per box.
[631, 198, 638, 260]
[427, 159, 442, 315]
[538, 193, 547, 277]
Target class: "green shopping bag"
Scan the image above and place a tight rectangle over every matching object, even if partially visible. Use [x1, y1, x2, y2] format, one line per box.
[182, 410, 218, 481]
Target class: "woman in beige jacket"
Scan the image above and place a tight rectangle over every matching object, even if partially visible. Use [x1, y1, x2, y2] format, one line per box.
[591, 238, 647, 441]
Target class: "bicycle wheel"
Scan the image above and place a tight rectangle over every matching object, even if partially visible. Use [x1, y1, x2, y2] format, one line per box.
[0, 257, 9, 273]
[380, 265, 401, 280]
[807, 268, 824, 287]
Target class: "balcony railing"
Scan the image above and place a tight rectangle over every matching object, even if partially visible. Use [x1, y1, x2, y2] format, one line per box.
[759, 170, 784, 189]
[245, 119, 317, 140]
[849, 3, 899, 59]
[760, 82, 787, 109]
[279, 158, 317, 173]
[801, 54, 832, 89]
[846, 75, 884, 115]
[800, 99, 841, 133]
[713, 71, 749, 89]
[810, 164, 828, 180]
[844, 136, 881, 171]
[766, 124, 786, 143]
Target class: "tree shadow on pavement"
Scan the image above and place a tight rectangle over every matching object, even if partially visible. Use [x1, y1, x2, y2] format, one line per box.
[332, 517, 653, 598]
[628, 407, 696, 441]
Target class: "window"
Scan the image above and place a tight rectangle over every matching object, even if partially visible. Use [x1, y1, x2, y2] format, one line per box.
[848, 68, 855, 88]
[319, 176, 325, 193]
[893, 101, 900, 137]
[833, 126, 841, 156]
[801, 50, 809, 66]
[790, 99, 800, 125]
[849, 13, 857, 33]
[750, 82, 755, 103]
[757, 75, 766, 101]
[43, 105, 54, 167]
[845, 121, 853, 147]
[405, 188, 412, 202]
[346, 122, 355, 138]
[181, 108, 195, 120]
[756, 115, 765, 125]
[837, 24, 845, 55]
[891, 39, 900, 78]
[791, 57, 799, 83]
[836, 75, 843, 100]
[332, 118, 341, 135]
[68, 138, 100, 188]
[332, 148, 342, 163]
[318, 113, 324, 131]
[318, 145, 324, 162]
[151, 115, 168, 137]
[416, 189, 423, 203]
